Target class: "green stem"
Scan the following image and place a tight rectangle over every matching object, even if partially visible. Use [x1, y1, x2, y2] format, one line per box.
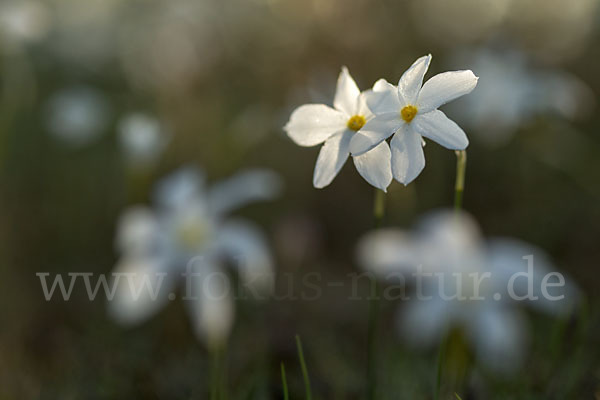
[454, 150, 467, 211]
[367, 188, 385, 400]
[209, 344, 228, 400]
[296, 335, 312, 400]
[434, 336, 447, 400]
[210, 346, 221, 400]
[366, 277, 380, 400]
[281, 362, 289, 400]
[373, 189, 386, 228]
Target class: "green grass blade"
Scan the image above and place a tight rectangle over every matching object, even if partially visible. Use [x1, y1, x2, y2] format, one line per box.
[295, 335, 312, 400]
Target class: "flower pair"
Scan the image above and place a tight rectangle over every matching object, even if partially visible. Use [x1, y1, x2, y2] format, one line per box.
[284, 55, 478, 191]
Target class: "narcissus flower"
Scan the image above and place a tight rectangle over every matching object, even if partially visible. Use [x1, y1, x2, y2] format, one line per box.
[350, 55, 478, 185]
[284, 67, 393, 191]
[451, 48, 594, 147]
[108, 167, 281, 349]
[356, 210, 579, 373]
[118, 112, 170, 168]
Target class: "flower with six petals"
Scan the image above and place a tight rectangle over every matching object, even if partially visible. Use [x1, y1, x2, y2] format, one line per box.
[350, 55, 478, 185]
[284, 67, 393, 191]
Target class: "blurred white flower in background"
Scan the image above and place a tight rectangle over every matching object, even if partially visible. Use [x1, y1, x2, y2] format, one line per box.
[284, 67, 393, 191]
[450, 48, 594, 147]
[108, 167, 282, 349]
[350, 55, 478, 185]
[45, 86, 111, 148]
[357, 210, 580, 373]
[0, 0, 51, 48]
[118, 112, 170, 168]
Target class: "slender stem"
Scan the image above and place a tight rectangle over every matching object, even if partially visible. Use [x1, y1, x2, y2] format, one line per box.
[434, 336, 447, 400]
[210, 346, 221, 400]
[295, 335, 312, 400]
[280, 362, 290, 400]
[454, 150, 467, 211]
[220, 345, 228, 400]
[366, 276, 380, 400]
[367, 188, 385, 400]
[373, 189, 386, 228]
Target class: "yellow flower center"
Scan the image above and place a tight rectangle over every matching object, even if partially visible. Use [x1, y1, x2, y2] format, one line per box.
[177, 221, 209, 250]
[401, 105, 418, 123]
[347, 115, 366, 131]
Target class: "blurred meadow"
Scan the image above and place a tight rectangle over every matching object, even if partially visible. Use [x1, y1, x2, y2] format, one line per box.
[1, 0, 600, 398]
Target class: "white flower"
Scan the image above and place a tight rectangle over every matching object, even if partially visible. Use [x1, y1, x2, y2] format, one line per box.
[350, 55, 478, 185]
[108, 166, 282, 349]
[0, 0, 51, 46]
[118, 112, 169, 167]
[450, 48, 594, 147]
[357, 210, 579, 373]
[284, 67, 393, 191]
[45, 86, 111, 147]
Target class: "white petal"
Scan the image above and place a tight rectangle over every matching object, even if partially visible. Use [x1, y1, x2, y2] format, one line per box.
[115, 206, 160, 256]
[417, 70, 479, 113]
[334, 66, 361, 115]
[216, 219, 275, 296]
[399, 296, 450, 348]
[352, 141, 393, 191]
[349, 112, 401, 155]
[416, 210, 486, 275]
[208, 169, 282, 216]
[187, 261, 235, 350]
[364, 79, 401, 115]
[107, 255, 175, 326]
[284, 104, 347, 147]
[154, 166, 206, 210]
[412, 110, 469, 150]
[398, 54, 431, 106]
[390, 125, 425, 185]
[356, 228, 421, 276]
[467, 306, 527, 374]
[487, 238, 580, 316]
[355, 91, 375, 119]
[313, 130, 353, 188]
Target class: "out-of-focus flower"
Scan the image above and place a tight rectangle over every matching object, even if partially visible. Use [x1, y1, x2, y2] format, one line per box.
[45, 86, 111, 148]
[450, 48, 594, 147]
[350, 55, 478, 185]
[108, 167, 281, 349]
[357, 210, 579, 373]
[284, 67, 393, 191]
[0, 0, 51, 47]
[117, 112, 170, 168]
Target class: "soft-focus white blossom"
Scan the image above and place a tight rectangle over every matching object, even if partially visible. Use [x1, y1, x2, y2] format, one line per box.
[284, 67, 393, 191]
[0, 0, 51, 47]
[108, 167, 281, 348]
[450, 48, 594, 147]
[350, 55, 478, 185]
[118, 112, 169, 168]
[45, 86, 111, 147]
[357, 210, 580, 373]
